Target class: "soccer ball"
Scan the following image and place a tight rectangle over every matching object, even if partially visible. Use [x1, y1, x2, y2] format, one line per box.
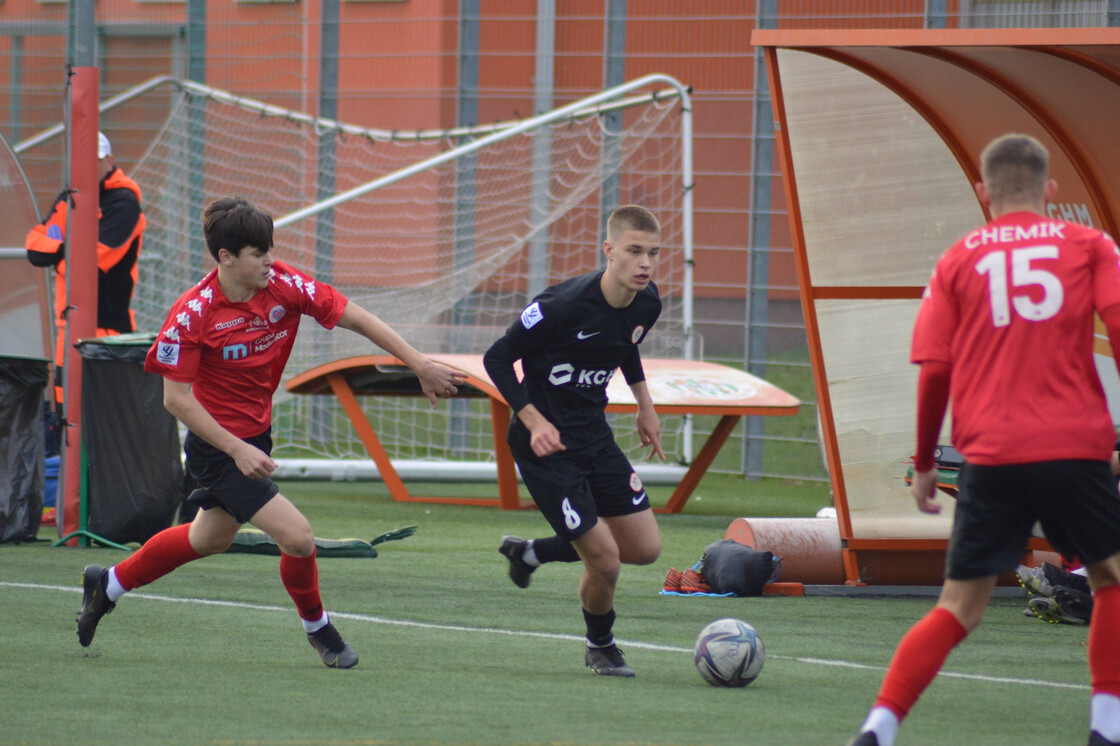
[694, 617, 765, 687]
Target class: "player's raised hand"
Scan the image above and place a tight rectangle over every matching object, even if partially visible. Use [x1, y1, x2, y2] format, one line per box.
[910, 467, 942, 514]
[415, 359, 468, 407]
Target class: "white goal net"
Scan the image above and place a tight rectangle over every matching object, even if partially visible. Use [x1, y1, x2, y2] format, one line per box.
[127, 76, 693, 473]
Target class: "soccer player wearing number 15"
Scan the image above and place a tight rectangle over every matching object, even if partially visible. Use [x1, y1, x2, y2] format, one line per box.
[75, 196, 467, 668]
[849, 135, 1120, 746]
[484, 205, 665, 678]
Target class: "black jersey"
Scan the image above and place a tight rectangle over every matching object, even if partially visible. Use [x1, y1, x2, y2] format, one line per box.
[483, 270, 661, 450]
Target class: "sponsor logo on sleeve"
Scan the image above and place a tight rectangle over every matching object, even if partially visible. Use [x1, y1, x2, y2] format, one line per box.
[156, 341, 180, 366]
[520, 302, 543, 329]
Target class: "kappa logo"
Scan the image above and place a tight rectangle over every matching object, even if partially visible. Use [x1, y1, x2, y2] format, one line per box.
[576, 330, 600, 340]
[156, 341, 180, 366]
[521, 302, 544, 330]
[214, 317, 245, 331]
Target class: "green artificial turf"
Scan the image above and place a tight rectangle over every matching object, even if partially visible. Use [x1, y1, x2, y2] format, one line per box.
[0, 477, 1092, 745]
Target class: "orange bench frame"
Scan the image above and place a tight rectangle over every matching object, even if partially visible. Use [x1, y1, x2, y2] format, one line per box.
[285, 354, 800, 513]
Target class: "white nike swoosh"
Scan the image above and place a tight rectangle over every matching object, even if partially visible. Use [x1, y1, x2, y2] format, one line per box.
[577, 330, 600, 340]
[632, 492, 647, 505]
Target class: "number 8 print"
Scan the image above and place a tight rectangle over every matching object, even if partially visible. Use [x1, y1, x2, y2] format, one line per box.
[561, 497, 582, 531]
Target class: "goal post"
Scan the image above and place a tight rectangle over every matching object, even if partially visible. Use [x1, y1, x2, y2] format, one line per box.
[29, 74, 696, 480]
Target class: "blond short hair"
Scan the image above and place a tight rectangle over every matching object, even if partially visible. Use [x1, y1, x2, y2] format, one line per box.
[607, 205, 660, 242]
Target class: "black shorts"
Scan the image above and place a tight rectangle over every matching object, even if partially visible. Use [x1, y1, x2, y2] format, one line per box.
[508, 421, 650, 542]
[946, 459, 1120, 580]
[184, 429, 280, 524]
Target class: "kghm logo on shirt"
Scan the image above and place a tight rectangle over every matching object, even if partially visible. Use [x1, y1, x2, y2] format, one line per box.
[548, 362, 616, 387]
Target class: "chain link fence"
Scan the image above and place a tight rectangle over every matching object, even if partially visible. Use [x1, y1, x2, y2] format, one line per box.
[2, 0, 1112, 481]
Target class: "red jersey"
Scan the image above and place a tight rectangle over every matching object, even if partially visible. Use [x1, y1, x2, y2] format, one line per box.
[911, 212, 1120, 465]
[144, 259, 347, 438]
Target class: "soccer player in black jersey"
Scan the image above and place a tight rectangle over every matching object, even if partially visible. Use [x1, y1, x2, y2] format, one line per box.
[483, 204, 665, 677]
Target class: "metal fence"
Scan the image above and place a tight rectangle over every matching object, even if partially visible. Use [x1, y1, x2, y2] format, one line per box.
[1, 0, 1112, 482]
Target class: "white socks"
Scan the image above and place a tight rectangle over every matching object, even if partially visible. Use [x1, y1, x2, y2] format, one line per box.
[1092, 693, 1120, 741]
[522, 541, 541, 567]
[302, 611, 329, 634]
[106, 567, 126, 602]
[860, 706, 899, 746]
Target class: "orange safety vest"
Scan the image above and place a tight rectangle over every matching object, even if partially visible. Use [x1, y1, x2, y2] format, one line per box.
[26, 169, 146, 363]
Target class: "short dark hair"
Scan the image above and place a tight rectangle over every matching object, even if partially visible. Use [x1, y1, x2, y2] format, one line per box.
[980, 134, 1049, 204]
[607, 204, 661, 242]
[201, 196, 274, 261]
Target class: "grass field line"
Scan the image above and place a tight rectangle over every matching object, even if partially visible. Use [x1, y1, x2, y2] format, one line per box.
[10, 580, 1089, 692]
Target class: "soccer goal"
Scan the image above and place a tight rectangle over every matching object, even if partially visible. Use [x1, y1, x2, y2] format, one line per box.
[125, 75, 694, 478]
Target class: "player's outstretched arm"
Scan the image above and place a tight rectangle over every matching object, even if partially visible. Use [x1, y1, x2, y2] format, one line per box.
[629, 380, 664, 461]
[336, 301, 466, 407]
[162, 379, 277, 479]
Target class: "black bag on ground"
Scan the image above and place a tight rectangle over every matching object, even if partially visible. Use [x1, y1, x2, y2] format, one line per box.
[699, 539, 780, 596]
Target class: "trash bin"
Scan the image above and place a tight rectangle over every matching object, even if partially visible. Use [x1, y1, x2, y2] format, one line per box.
[0, 356, 48, 543]
[77, 333, 184, 545]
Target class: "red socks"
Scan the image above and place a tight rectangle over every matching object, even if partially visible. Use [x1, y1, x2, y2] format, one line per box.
[280, 549, 324, 622]
[114, 523, 203, 590]
[874, 606, 969, 719]
[1091, 585, 1120, 696]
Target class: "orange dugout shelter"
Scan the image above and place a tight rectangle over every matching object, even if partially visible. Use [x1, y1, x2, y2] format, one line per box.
[751, 28, 1120, 585]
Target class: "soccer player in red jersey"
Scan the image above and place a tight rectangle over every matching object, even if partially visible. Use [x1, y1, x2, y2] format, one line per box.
[849, 134, 1120, 746]
[75, 196, 466, 668]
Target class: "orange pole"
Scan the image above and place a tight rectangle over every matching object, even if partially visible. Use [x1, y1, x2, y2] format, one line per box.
[489, 399, 521, 510]
[325, 373, 412, 502]
[59, 68, 100, 545]
[658, 414, 740, 514]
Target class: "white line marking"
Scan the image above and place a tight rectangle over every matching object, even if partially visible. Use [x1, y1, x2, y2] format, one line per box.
[7, 580, 1088, 691]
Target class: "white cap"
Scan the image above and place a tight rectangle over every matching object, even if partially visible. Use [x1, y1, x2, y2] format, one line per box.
[98, 132, 112, 159]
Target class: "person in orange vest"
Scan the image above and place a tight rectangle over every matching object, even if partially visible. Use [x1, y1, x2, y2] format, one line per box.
[25, 131, 146, 403]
